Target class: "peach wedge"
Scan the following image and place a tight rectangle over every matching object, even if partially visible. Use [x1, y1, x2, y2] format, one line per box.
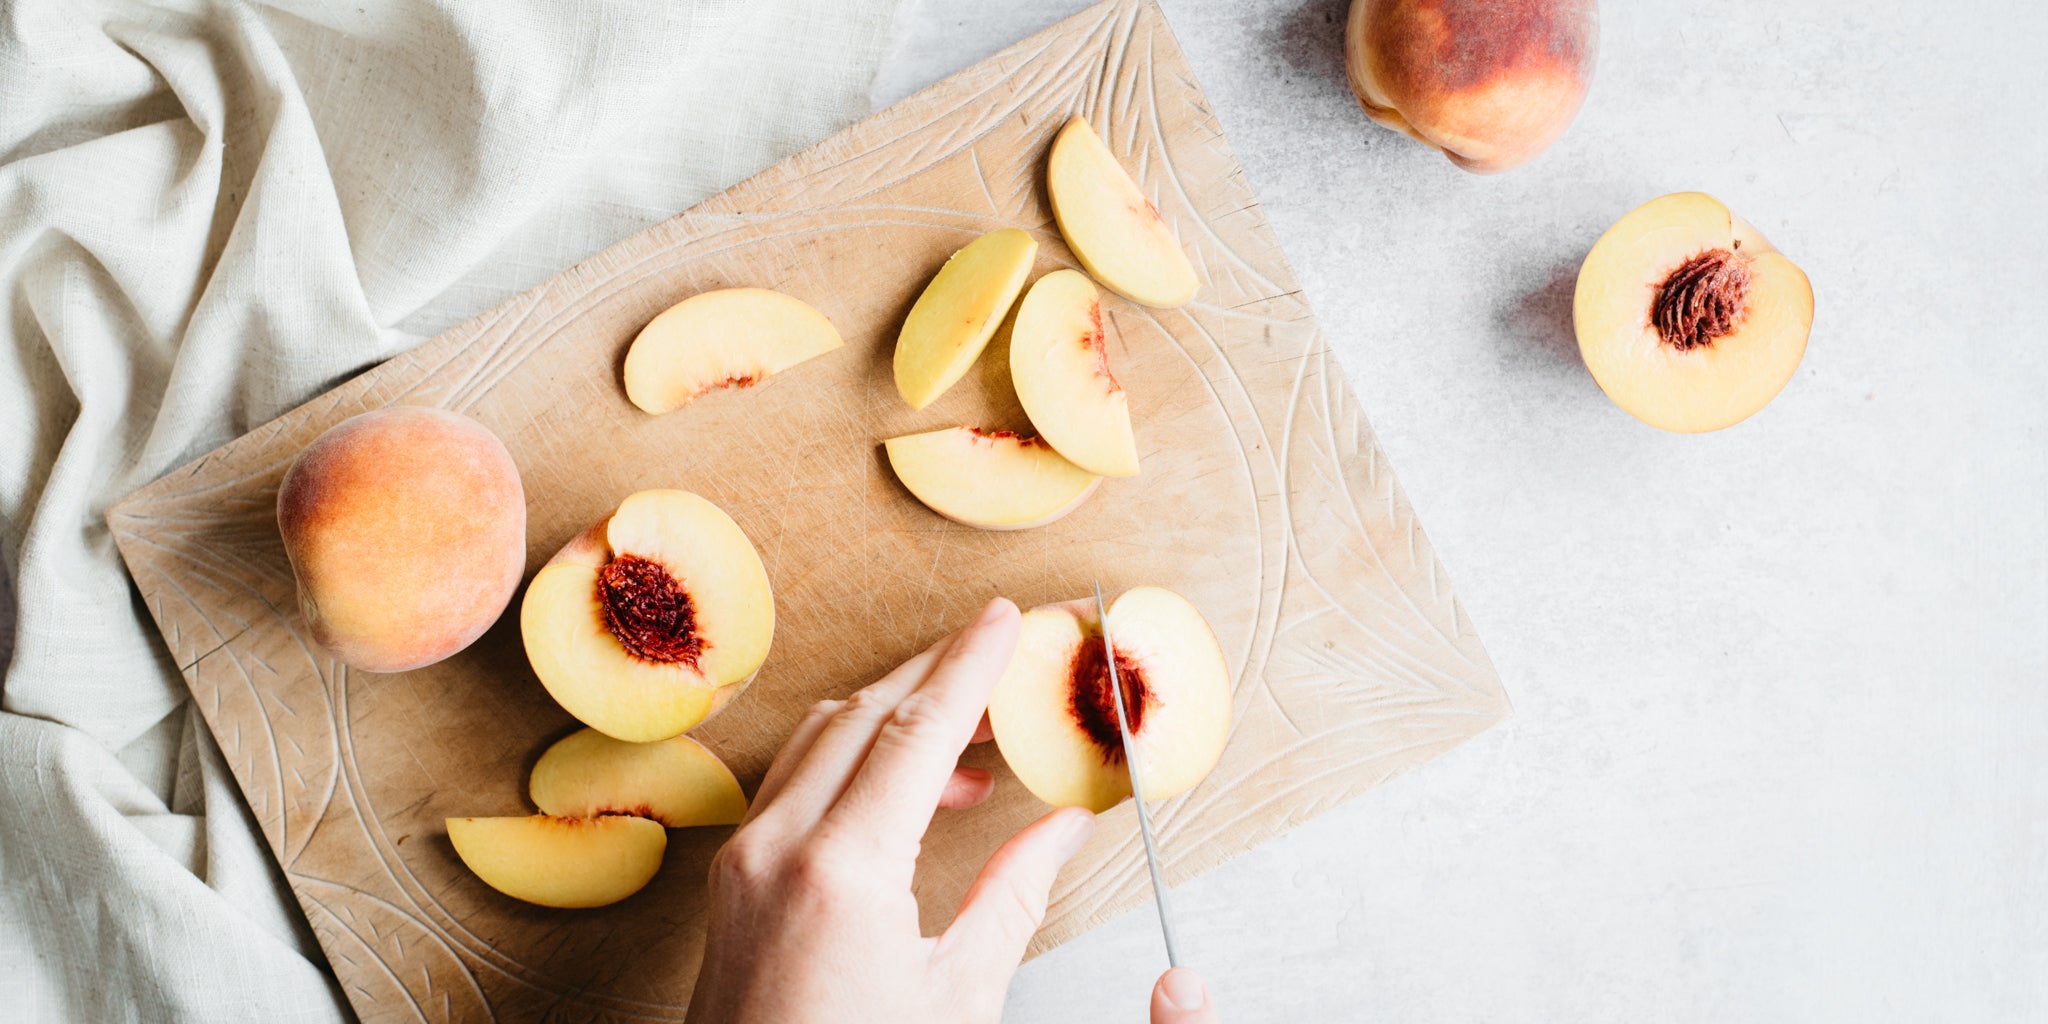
[884, 426, 1100, 530]
[521, 489, 773, 742]
[277, 406, 526, 674]
[1046, 116, 1197, 308]
[1010, 269, 1139, 478]
[623, 287, 842, 415]
[1574, 192, 1814, 432]
[446, 814, 666, 908]
[529, 728, 747, 828]
[894, 228, 1039, 410]
[989, 586, 1231, 813]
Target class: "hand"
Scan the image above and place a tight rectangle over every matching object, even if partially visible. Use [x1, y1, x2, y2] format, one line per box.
[1151, 967, 1220, 1023]
[687, 597, 1099, 1024]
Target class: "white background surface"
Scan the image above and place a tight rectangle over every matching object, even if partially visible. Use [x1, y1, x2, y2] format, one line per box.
[881, 1, 2048, 1021]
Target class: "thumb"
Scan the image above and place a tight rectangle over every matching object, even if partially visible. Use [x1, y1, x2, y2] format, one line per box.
[1151, 968, 1219, 1024]
[939, 807, 1096, 972]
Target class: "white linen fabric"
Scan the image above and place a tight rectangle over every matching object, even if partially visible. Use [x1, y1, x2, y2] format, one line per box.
[0, 0, 902, 1019]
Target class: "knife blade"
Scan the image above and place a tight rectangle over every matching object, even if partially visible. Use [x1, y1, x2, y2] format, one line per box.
[1093, 579, 1184, 969]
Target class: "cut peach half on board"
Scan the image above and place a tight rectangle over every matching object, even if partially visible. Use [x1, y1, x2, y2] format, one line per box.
[445, 814, 666, 908]
[884, 426, 1100, 530]
[1046, 116, 1197, 308]
[989, 586, 1231, 813]
[1010, 269, 1139, 477]
[529, 728, 747, 828]
[894, 228, 1038, 410]
[521, 489, 773, 742]
[623, 287, 842, 414]
[1574, 192, 1815, 433]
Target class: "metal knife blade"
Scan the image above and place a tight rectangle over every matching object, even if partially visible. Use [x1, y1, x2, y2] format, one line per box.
[1093, 579, 1183, 969]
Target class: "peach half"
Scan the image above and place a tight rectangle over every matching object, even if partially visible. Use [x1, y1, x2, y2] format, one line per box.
[894, 228, 1038, 410]
[988, 587, 1231, 813]
[521, 489, 773, 742]
[884, 426, 1100, 530]
[277, 406, 526, 673]
[1574, 192, 1815, 432]
[1345, 0, 1599, 173]
[623, 287, 842, 415]
[529, 728, 747, 828]
[446, 814, 665, 908]
[1010, 269, 1139, 478]
[1046, 117, 1198, 308]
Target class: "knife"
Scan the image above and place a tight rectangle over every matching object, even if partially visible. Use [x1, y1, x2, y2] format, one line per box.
[1093, 579, 1184, 969]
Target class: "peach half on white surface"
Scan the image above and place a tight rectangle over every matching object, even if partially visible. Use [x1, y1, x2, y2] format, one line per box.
[520, 489, 773, 742]
[1046, 116, 1198, 309]
[1009, 269, 1139, 478]
[988, 586, 1231, 813]
[883, 426, 1100, 531]
[622, 287, 843, 415]
[1574, 192, 1815, 433]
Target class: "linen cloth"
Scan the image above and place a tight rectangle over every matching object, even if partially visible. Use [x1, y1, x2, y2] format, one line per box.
[0, 0, 903, 1018]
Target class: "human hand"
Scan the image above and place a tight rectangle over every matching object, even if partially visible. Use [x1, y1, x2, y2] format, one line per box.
[1151, 967, 1220, 1023]
[686, 597, 1099, 1024]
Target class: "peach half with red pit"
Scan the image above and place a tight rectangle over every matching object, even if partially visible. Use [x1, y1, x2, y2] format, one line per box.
[883, 426, 1100, 531]
[1573, 192, 1814, 432]
[528, 728, 747, 828]
[988, 586, 1231, 813]
[622, 287, 843, 415]
[1010, 269, 1139, 478]
[520, 489, 773, 742]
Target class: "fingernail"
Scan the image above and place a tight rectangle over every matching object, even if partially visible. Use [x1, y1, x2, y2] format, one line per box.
[976, 597, 1013, 625]
[1160, 968, 1207, 1011]
[1055, 808, 1096, 859]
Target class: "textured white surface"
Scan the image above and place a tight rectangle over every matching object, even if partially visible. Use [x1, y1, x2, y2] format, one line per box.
[886, 1, 2048, 1021]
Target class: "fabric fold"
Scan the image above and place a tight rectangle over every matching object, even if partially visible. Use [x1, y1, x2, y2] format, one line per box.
[1, 0, 903, 1018]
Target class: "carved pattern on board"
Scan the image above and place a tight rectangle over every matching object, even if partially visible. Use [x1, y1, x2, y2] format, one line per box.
[107, 1, 1508, 1019]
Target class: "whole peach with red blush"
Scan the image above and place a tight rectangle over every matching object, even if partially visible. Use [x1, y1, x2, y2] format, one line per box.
[1345, 0, 1599, 173]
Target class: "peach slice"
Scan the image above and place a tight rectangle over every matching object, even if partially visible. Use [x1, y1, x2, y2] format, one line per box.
[883, 426, 1101, 531]
[1344, 0, 1599, 174]
[521, 489, 773, 742]
[1046, 116, 1197, 308]
[894, 228, 1039, 410]
[1574, 192, 1815, 432]
[529, 728, 747, 828]
[446, 814, 666, 908]
[1009, 269, 1139, 478]
[277, 406, 526, 673]
[623, 287, 842, 415]
[988, 586, 1231, 813]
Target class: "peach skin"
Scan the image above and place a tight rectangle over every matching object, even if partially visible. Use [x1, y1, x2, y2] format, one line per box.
[1345, 0, 1599, 173]
[276, 406, 527, 673]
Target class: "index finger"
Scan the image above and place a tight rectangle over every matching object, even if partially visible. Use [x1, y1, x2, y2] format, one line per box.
[821, 597, 1020, 848]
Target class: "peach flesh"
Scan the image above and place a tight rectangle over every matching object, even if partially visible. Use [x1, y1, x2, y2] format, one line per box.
[1068, 641, 1151, 765]
[595, 555, 703, 668]
[1653, 248, 1752, 351]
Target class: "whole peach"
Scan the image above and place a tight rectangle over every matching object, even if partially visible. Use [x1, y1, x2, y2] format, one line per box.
[277, 406, 526, 673]
[1345, 0, 1598, 173]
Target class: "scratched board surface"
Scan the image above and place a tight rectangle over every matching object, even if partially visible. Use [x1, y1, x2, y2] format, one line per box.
[106, 1, 1509, 1019]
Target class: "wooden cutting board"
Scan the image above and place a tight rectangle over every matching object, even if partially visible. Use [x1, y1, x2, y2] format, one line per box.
[107, 1, 1508, 1019]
